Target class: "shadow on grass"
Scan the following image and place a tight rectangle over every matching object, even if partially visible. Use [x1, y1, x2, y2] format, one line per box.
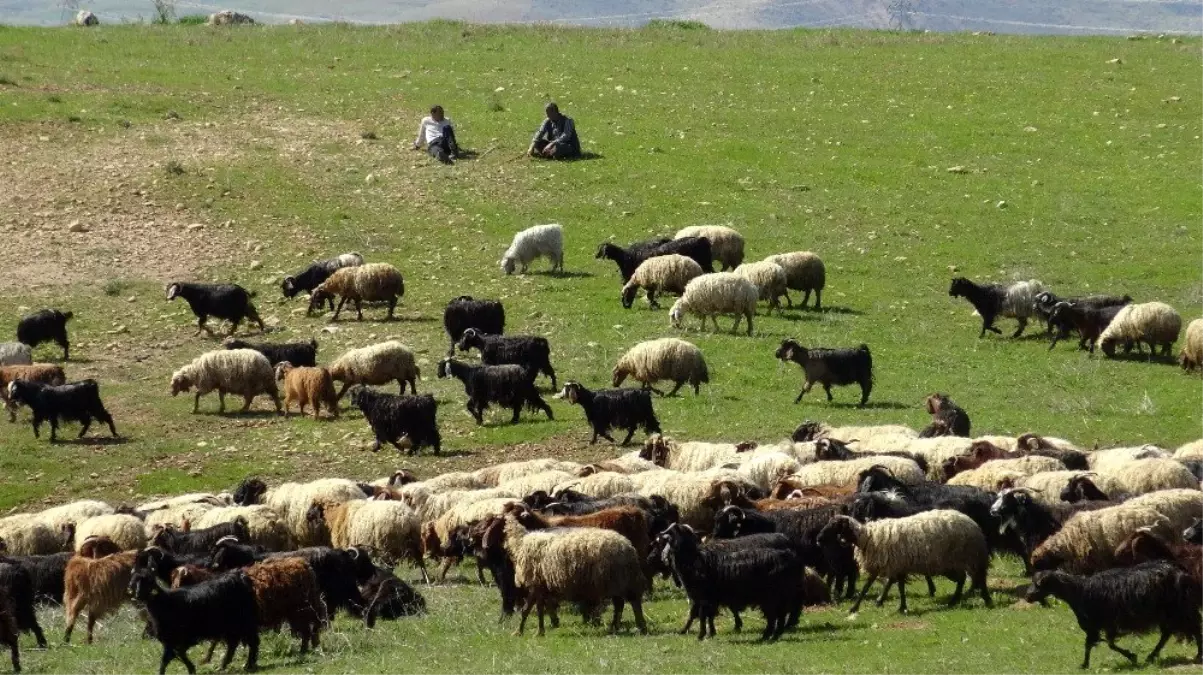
[528, 270, 594, 279]
[1098, 351, 1179, 366]
[819, 400, 911, 410]
[195, 410, 285, 419]
[58, 435, 130, 446]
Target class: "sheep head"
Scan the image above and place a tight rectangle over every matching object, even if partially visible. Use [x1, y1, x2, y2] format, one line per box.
[169, 371, 193, 396]
[668, 299, 685, 328]
[620, 284, 639, 310]
[165, 282, 182, 301]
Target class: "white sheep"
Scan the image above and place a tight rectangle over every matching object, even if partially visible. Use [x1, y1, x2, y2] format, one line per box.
[1087, 445, 1169, 471]
[260, 479, 368, 546]
[1002, 280, 1046, 324]
[37, 500, 115, 539]
[1098, 301, 1182, 358]
[674, 225, 744, 270]
[640, 434, 744, 472]
[0, 343, 32, 367]
[194, 505, 294, 551]
[1174, 439, 1203, 460]
[401, 486, 516, 524]
[1100, 458, 1199, 495]
[327, 340, 419, 400]
[495, 470, 579, 497]
[1123, 489, 1202, 534]
[1031, 504, 1173, 573]
[0, 514, 62, 555]
[612, 338, 709, 397]
[732, 260, 788, 313]
[791, 420, 918, 444]
[763, 251, 826, 309]
[946, 456, 1065, 491]
[73, 514, 146, 552]
[473, 459, 582, 487]
[311, 263, 405, 321]
[669, 272, 758, 336]
[207, 10, 255, 24]
[74, 10, 99, 25]
[734, 451, 803, 492]
[579, 452, 662, 475]
[314, 499, 425, 576]
[554, 472, 637, 498]
[1180, 318, 1203, 372]
[620, 254, 704, 309]
[142, 503, 217, 535]
[137, 493, 229, 511]
[501, 223, 563, 275]
[170, 348, 281, 414]
[785, 455, 925, 488]
[627, 469, 759, 530]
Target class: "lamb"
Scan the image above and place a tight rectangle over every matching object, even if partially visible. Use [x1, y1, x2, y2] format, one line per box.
[776, 339, 873, 406]
[596, 238, 714, 283]
[669, 272, 758, 336]
[62, 549, 138, 643]
[620, 254, 704, 309]
[948, 277, 1046, 338]
[920, 393, 970, 437]
[352, 387, 441, 455]
[166, 281, 264, 336]
[305, 499, 427, 580]
[170, 349, 281, 415]
[1024, 562, 1201, 668]
[275, 362, 338, 420]
[817, 510, 992, 614]
[457, 329, 557, 390]
[674, 225, 744, 270]
[1030, 504, 1175, 574]
[310, 263, 405, 321]
[437, 358, 554, 425]
[502, 223, 563, 275]
[1181, 318, 1203, 373]
[556, 381, 660, 446]
[207, 9, 255, 24]
[224, 337, 317, 367]
[74, 9, 99, 25]
[764, 251, 826, 310]
[7, 379, 117, 443]
[612, 338, 709, 396]
[0, 345, 31, 368]
[443, 297, 505, 357]
[0, 365, 65, 423]
[281, 252, 363, 314]
[1047, 300, 1130, 352]
[1098, 301, 1182, 359]
[327, 340, 419, 400]
[16, 309, 71, 360]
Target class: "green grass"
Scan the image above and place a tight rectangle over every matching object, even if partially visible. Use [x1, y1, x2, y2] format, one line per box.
[0, 22, 1198, 674]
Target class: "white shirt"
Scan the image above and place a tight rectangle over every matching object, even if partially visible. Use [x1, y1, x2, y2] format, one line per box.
[414, 116, 452, 147]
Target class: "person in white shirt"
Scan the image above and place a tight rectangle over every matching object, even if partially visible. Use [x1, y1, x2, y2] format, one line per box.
[412, 105, 459, 164]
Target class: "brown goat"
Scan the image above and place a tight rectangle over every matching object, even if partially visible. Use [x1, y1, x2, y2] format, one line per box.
[769, 479, 855, 502]
[0, 364, 66, 423]
[1113, 528, 1203, 586]
[275, 362, 339, 420]
[63, 549, 138, 643]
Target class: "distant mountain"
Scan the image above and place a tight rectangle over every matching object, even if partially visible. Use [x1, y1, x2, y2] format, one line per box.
[3, 0, 1199, 34]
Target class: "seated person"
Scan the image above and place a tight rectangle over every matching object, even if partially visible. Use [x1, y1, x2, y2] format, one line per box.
[413, 104, 459, 164]
[528, 102, 580, 159]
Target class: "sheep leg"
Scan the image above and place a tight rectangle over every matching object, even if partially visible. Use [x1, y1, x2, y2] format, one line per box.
[1103, 631, 1137, 664]
[801, 290, 811, 308]
[468, 403, 483, 425]
[666, 381, 683, 397]
[48, 419, 59, 443]
[647, 289, 659, 309]
[194, 315, 207, 337]
[335, 382, 352, 401]
[794, 380, 814, 404]
[609, 598, 624, 633]
[783, 290, 793, 308]
[948, 573, 965, 605]
[1011, 317, 1027, 338]
[63, 602, 79, 643]
[849, 573, 879, 613]
[77, 419, 91, 439]
[58, 336, 70, 361]
[875, 579, 892, 605]
[511, 403, 522, 424]
[1146, 628, 1173, 664]
[354, 299, 364, 321]
[535, 600, 547, 637]
[629, 595, 648, 634]
[227, 319, 240, 337]
[438, 557, 456, 583]
[387, 296, 397, 321]
[732, 610, 742, 633]
[332, 297, 347, 321]
[858, 380, 871, 407]
[896, 576, 909, 614]
[217, 391, 226, 414]
[823, 383, 834, 402]
[241, 394, 253, 413]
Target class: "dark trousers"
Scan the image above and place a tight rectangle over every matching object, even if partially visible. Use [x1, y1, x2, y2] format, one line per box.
[428, 127, 458, 163]
[532, 138, 580, 159]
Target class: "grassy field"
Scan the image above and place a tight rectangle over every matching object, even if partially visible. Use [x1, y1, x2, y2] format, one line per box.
[0, 20, 1199, 674]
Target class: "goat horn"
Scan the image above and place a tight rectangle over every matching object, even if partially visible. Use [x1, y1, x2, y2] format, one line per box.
[213, 535, 239, 547]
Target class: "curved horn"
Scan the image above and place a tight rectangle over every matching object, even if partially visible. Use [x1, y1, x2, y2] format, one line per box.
[346, 547, 359, 559]
[213, 535, 240, 547]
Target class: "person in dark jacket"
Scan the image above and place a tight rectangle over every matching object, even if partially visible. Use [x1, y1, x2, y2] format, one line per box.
[528, 102, 581, 159]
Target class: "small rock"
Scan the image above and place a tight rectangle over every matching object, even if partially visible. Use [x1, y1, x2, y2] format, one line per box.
[67, 220, 89, 233]
[1107, 58, 1122, 64]
[127, 296, 136, 303]
[1023, 126, 1038, 132]
[996, 200, 1008, 209]
[365, 173, 376, 184]
[947, 265, 959, 273]
[249, 260, 262, 270]
[186, 223, 204, 231]
[946, 165, 968, 174]
[175, 203, 185, 211]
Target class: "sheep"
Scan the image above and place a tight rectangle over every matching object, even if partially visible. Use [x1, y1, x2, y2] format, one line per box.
[207, 9, 255, 24]
[1100, 458, 1199, 496]
[224, 337, 317, 368]
[1030, 504, 1175, 574]
[193, 506, 293, 552]
[1018, 471, 1123, 503]
[764, 251, 825, 310]
[732, 260, 788, 313]
[502, 223, 563, 275]
[596, 238, 714, 283]
[776, 339, 873, 406]
[170, 349, 281, 415]
[62, 549, 138, 643]
[0, 517, 62, 557]
[443, 297, 505, 357]
[141, 503, 218, 536]
[711, 503, 851, 596]
[7, 379, 117, 443]
[675, 225, 744, 270]
[791, 420, 918, 444]
[639, 435, 745, 472]
[427, 498, 520, 583]
[327, 340, 419, 400]
[0, 365, 65, 423]
[920, 393, 970, 437]
[16, 309, 71, 360]
[166, 281, 264, 336]
[1088, 445, 1170, 471]
[305, 499, 427, 580]
[474, 459, 582, 488]
[620, 254, 704, 309]
[612, 338, 709, 397]
[1047, 301, 1130, 353]
[70, 515, 146, 552]
[232, 477, 367, 548]
[1024, 562, 1201, 668]
[786, 456, 926, 489]
[481, 510, 648, 636]
[948, 277, 1046, 338]
[310, 263, 405, 321]
[281, 252, 364, 314]
[581, 453, 661, 475]
[818, 510, 992, 614]
[275, 362, 338, 420]
[1181, 319, 1203, 373]
[0, 561, 46, 650]
[556, 381, 660, 446]
[1098, 301, 1182, 359]
[352, 387, 441, 455]
[209, 541, 374, 618]
[0, 345, 31, 368]
[669, 272, 758, 336]
[359, 564, 427, 627]
[1121, 489, 1203, 535]
[73, 9, 98, 25]
[945, 456, 1066, 491]
[457, 329, 556, 390]
[626, 471, 757, 532]
[1175, 439, 1203, 460]
[437, 358, 554, 425]
[0, 588, 17, 673]
[553, 473, 638, 499]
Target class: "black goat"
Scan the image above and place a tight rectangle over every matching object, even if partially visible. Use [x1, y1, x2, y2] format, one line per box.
[437, 358, 553, 425]
[350, 387, 441, 455]
[16, 309, 71, 360]
[223, 338, 317, 367]
[7, 379, 117, 443]
[457, 328, 557, 390]
[150, 518, 250, 557]
[596, 237, 714, 283]
[1059, 475, 1124, 504]
[555, 381, 660, 446]
[359, 565, 426, 628]
[988, 487, 1111, 567]
[210, 539, 373, 617]
[1037, 292, 1130, 344]
[1048, 301, 1129, 353]
[281, 253, 363, 314]
[442, 297, 505, 357]
[0, 588, 18, 673]
[948, 277, 1029, 338]
[776, 339, 872, 406]
[129, 566, 260, 674]
[1025, 562, 1202, 668]
[135, 547, 213, 585]
[920, 393, 970, 437]
[0, 562, 46, 650]
[166, 281, 265, 337]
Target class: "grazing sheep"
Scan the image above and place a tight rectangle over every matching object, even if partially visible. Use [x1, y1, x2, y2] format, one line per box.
[764, 252, 825, 310]
[502, 223, 563, 275]
[0, 345, 31, 368]
[207, 9, 255, 24]
[171, 349, 280, 414]
[352, 387, 441, 455]
[310, 263, 405, 321]
[16, 309, 71, 360]
[669, 273, 758, 336]
[921, 393, 970, 437]
[443, 297, 505, 357]
[275, 362, 338, 420]
[776, 339, 873, 406]
[70, 515, 146, 553]
[224, 337, 317, 368]
[1031, 504, 1174, 574]
[166, 281, 264, 336]
[437, 358, 553, 425]
[305, 500, 427, 580]
[675, 225, 744, 270]
[74, 9, 99, 25]
[597, 238, 714, 284]
[281, 252, 363, 314]
[1025, 562, 1201, 668]
[620, 254, 704, 309]
[457, 329, 557, 390]
[194, 506, 293, 551]
[7, 379, 117, 443]
[1098, 301, 1182, 359]
[556, 381, 660, 446]
[0, 365, 65, 423]
[62, 549, 138, 643]
[612, 338, 709, 396]
[948, 277, 1046, 338]
[732, 260, 788, 314]
[1181, 319, 1203, 373]
[328, 340, 419, 400]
